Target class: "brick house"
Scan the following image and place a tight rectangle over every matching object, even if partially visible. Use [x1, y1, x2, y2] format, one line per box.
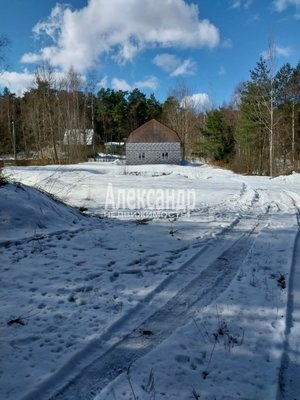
[125, 119, 181, 165]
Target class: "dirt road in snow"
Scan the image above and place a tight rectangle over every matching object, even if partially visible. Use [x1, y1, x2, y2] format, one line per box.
[53, 221, 268, 399]
[277, 206, 300, 400]
[23, 199, 273, 400]
[3, 163, 300, 400]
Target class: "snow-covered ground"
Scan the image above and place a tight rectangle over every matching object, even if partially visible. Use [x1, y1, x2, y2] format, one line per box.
[1, 162, 300, 400]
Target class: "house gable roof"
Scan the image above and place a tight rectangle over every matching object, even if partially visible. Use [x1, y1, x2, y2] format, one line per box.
[126, 119, 181, 144]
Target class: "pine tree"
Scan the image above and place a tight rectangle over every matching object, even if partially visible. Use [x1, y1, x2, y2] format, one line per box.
[201, 109, 235, 163]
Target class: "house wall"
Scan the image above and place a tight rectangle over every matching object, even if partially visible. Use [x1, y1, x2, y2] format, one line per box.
[126, 142, 181, 165]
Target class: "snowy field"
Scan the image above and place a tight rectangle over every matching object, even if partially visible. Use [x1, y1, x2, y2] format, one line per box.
[1, 161, 300, 400]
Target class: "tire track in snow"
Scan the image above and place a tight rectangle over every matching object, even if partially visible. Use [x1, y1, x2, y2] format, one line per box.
[36, 209, 270, 400]
[21, 193, 260, 400]
[277, 196, 300, 400]
[21, 188, 265, 400]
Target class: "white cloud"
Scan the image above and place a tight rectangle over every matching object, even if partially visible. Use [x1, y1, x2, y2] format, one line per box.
[111, 76, 159, 92]
[33, 4, 65, 42]
[0, 69, 75, 96]
[96, 76, 108, 90]
[135, 76, 159, 91]
[153, 53, 196, 76]
[21, 52, 42, 64]
[153, 54, 181, 73]
[273, 0, 300, 12]
[275, 45, 294, 57]
[111, 78, 132, 91]
[0, 70, 35, 95]
[22, 0, 220, 73]
[261, 44, 293, 59]
[247, 13, 260, 23]
[232, 0, 253, 9]
[181, 93, 213, 112]
[171, 59, 197, 77]
[218, 66, 226, 76]
[222, 38, 233, 48]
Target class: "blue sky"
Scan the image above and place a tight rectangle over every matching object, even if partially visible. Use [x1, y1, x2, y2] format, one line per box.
[1, 0, 300, 109]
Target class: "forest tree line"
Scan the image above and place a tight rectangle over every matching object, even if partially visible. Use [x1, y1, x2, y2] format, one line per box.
[1, 53, 300, 176]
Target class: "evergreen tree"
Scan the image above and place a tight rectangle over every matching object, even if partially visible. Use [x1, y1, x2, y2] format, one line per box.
[236, 53, 279, 175]
[275, 63, 295, 169]
[0, 88, 19, 155]
[234, 84, 266, 174]
[127, 88, 149, 131]
[289, 62, 300, 168]
[201, 109, 235, 163]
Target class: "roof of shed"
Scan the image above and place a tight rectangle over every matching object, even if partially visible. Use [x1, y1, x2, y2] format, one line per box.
[126, 119, 181, 144]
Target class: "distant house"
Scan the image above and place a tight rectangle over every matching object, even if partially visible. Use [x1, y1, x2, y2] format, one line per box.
[63, 129, 94, 147]
[126, 119, 181, 165]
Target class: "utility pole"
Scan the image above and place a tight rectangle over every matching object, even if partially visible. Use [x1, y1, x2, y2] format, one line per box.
[11, 119, 16, 162]
[91, 96, 95, 153]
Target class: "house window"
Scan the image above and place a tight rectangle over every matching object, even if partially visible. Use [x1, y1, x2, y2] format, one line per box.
[139, 152, 145, 160]
[161, 152, 169, 160]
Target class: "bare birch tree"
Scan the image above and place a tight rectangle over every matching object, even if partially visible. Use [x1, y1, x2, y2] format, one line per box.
[243, 40, 279, 176]
[163, 80, 194, 160]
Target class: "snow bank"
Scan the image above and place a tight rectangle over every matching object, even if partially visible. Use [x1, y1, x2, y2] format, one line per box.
[0, 182, 84, 242]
